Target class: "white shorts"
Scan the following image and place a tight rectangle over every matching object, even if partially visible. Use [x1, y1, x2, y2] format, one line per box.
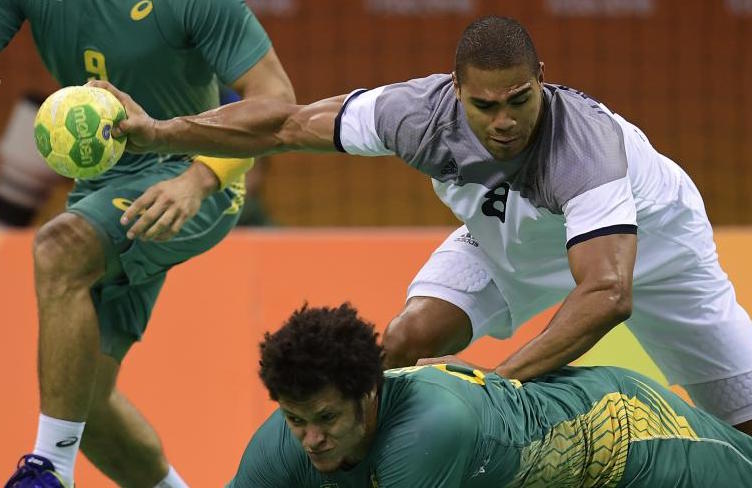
[406, 229, 514, 341]
[407, 225, 752, 423]
[684, 371, 752, 425]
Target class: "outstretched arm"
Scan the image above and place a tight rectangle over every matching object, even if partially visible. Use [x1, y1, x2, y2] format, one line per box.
[87, 80, 346, 239]
[88, 80, 345, 158]
[161, 94, 344, 157]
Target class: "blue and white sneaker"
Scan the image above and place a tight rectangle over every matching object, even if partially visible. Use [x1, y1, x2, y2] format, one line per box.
[4, 454, 69, 488]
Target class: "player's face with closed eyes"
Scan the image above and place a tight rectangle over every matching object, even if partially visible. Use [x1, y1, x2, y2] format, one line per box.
[454, 63, 545, 161]
[279, 385, 376, 473]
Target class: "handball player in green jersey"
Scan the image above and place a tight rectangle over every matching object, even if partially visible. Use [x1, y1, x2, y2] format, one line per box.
[228, 303, 752, 488]
[1, 1, 294, 486]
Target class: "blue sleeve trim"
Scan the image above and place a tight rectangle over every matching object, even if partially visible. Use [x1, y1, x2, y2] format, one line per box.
[566, 224, 637, 249]
[333, 89, 368, 153]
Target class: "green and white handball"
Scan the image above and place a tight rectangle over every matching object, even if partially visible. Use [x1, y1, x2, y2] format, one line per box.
[33, 86, 127, 179]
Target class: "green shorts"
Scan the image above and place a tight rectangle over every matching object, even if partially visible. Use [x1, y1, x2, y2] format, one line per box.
[66, 158, 241, 361]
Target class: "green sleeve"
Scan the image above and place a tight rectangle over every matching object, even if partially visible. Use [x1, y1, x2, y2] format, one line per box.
[227, 411, 310, 488]
[375, 393, 478, 487]
[0, 0, 24, 50]
[177, 0, 271, 85]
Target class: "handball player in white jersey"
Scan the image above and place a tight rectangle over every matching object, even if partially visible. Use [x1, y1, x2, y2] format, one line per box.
[374, 18, 752, 433]
[91, 16, 752, 434]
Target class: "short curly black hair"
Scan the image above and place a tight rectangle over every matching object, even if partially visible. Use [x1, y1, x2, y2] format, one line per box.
[259, 303, 384, 402]
[455, 16, 540, 85]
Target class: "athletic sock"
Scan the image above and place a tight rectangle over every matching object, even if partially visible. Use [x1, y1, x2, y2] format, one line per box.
[32, 413, 85, 486]
[154, 465, 189, 488]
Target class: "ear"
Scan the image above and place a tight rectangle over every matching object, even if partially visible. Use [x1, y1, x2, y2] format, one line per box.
[451, 71, 461, 100]
[537, 62, 545, 84]
[361, 386, 378, 408]
[357, 388, 377, 419]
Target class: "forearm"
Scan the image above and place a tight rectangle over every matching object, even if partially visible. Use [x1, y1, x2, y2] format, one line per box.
[153, 95, 345, 159]
[495, 285, 630, 381]
[155, 99, 295, 157]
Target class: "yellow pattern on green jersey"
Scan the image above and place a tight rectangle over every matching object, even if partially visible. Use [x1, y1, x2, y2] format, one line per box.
[510, 378, 699, 487]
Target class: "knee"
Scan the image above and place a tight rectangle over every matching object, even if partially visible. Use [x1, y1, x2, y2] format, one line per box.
[33, 213, 105, 287]
[382, 312, 434, 369]
[382, 297, 473, 369]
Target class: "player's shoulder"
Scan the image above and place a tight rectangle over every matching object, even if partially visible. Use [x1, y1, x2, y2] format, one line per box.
[375, 369, 481, 462]
[382, 366, 481, 423]
[152, 0, 253, 44]
[377, 73, 455, 108]
[522, 84, 629, 208]
[371, 73, 462, 163]
[544, 83, 626, 151]
[375, 73, 458, 127]
[231, 410, 310, 486]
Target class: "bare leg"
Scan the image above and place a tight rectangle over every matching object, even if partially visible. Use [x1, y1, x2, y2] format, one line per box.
[34, 212, 173, 485]
[81, 353, 170, 487]
[382, 296, 473, 369]
[34, 213, 106, 421]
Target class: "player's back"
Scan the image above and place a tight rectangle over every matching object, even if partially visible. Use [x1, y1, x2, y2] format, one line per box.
[384, 364, 752, 487]
[4, 0, 270, 177]
[490, 366, 752, 486]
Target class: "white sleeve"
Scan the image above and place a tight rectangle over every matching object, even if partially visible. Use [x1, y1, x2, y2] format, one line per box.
[334, 88, 394, 157]
[562, 176, 637, 249]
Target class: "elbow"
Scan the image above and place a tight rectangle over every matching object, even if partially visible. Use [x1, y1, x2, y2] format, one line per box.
[605, 280, 633, 324]
[271, 81, 296, 105]
[274, 85, 296, 105]
[284, 87, 297, 105]
[276, 116, 298, 149]
[277, 108, 310, 150]
[583, 277, 633, 325]
[259, 103, 301, 152]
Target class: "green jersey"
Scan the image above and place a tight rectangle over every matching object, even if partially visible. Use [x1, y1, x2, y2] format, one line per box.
[229, 365, 752, 487]
[0, 0, 270, 179]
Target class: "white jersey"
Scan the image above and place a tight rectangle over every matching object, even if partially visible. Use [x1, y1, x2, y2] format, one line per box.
[337, 75, 709, 325]
[336, 74, 752, 387]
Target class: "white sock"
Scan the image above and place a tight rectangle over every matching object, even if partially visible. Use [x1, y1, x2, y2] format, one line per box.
[32, 414, 85, 486]
[154, 465, 188, 488]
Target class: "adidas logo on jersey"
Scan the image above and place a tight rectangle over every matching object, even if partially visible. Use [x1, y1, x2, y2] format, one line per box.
[441, 159, 458, 176]
[454, 232, 479, 247]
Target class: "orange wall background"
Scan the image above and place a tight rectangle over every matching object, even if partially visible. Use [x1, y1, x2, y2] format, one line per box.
[0, 227, 750, 486]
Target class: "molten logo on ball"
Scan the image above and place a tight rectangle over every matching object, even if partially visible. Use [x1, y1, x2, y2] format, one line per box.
[33, 86, 127, 179]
